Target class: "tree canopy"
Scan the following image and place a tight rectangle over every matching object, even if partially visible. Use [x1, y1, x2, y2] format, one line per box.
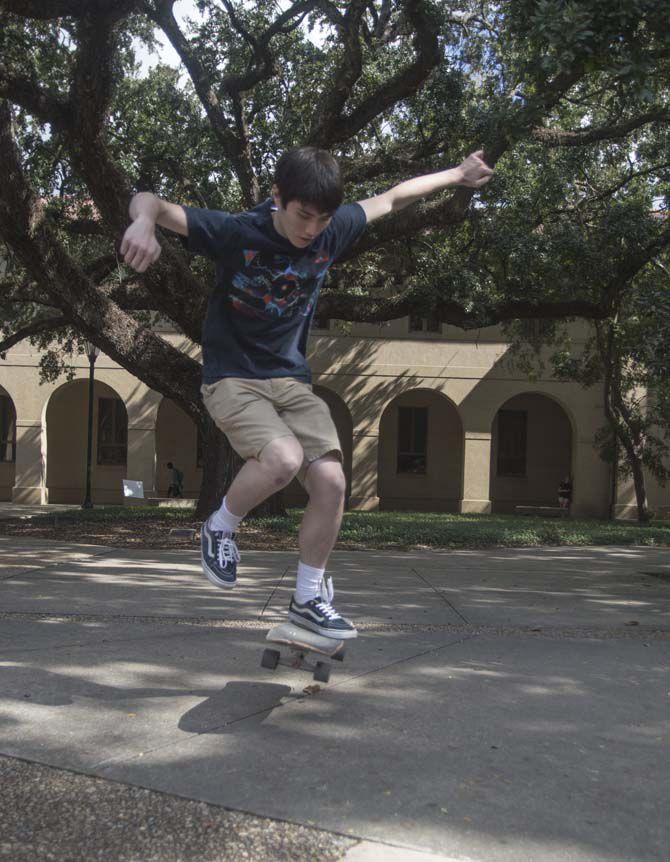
[0, 0, 669, 509]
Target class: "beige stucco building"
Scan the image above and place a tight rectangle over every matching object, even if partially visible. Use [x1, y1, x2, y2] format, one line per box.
[0, 316, 664, 519]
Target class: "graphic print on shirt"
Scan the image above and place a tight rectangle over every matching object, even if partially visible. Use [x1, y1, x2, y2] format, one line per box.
[230, 249, 331, 319]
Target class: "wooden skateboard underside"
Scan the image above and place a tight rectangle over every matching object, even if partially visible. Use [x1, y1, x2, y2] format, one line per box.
[266, 622, 347, 658]
[261, 622, 347, 682]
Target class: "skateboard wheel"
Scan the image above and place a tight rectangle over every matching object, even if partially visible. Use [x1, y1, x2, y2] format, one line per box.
[261, 648, 280, 670]
[313, 661, 330, 683]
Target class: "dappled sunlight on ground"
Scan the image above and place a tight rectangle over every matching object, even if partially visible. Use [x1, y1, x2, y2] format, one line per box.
[1, 539, 669, 861]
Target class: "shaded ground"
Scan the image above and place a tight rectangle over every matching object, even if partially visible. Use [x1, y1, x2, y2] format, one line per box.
[2, 539, 669, 861]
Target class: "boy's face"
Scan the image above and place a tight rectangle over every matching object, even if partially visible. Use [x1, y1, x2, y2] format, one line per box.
[271, 186, 333, 248]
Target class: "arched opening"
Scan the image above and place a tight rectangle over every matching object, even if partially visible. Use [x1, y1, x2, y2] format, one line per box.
[155, 398, 201, 498]
[284, 385, 354, 508]
[378, 389, 463, 512]
[490, 392, 573, 513]
[0, 386, 17, 501]
[46, 380, 128, 504]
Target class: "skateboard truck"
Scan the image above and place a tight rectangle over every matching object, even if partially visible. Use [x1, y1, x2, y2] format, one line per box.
[261, 622, 347, 683]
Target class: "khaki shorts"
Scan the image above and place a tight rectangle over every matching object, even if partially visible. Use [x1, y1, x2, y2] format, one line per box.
[201, 377, 342, 480]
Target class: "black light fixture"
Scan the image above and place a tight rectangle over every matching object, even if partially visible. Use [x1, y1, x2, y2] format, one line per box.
[82, 340, 100, 509]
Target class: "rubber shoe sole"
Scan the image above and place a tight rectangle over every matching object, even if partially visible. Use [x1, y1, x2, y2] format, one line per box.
[288, 610, 358, 640]
[201, 554, 236, 589]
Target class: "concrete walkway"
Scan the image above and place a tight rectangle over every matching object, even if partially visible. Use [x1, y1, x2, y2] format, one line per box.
[0, 502, 80, 520]
[1, 537, 669, 861]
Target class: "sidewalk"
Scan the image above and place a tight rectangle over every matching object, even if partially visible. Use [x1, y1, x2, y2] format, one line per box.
[0, 502, 80, 520]
[1, 536, 669, 861]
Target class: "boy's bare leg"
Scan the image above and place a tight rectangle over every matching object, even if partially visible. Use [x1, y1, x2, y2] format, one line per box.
[298, 454, 346, 569]
[224, 435, 304, 517]
[201, 436, 304, 589]
[225, 436, 304, 516]
[288, 454, 357, 638]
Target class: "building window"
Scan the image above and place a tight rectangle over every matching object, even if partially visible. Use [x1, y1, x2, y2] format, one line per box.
[409, 315, 441, 334]
[397, 406, 428, 474]
[0, 395, 16, 463]
[196, 425, 204, 468]
[97, 397, 127, 466]
[497, 410, 527, 476]
[521, 319, 552, 339]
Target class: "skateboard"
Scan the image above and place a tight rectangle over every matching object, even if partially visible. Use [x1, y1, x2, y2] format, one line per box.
[261, 622, 347, 683]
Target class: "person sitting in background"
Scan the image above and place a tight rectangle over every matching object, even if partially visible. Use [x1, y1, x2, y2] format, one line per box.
[558, 476, 572, 510]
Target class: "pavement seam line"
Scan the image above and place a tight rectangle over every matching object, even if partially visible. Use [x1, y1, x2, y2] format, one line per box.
[90, 633, 479, 773]
[258, 564, 291, 618]
[303, 632, 480, 698]
[411, 567, 471, 624]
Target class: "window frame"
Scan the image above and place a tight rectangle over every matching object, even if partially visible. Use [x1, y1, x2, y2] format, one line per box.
[196, 425, 204, 468]
[396, 405, 429, 475]
[96, 396, 128, 466]
[496, 409, 528, 477]
[0, 395, 16, 464]
[408, 314, 424, 333]
[312, 312, 331, 331]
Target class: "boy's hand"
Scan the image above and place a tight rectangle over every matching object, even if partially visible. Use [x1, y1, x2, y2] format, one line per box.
[119, 216, 162, 273]
[454, 150, 494, 189]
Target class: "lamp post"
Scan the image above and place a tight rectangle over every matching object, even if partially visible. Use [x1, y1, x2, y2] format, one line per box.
[82, 341, 100, 509]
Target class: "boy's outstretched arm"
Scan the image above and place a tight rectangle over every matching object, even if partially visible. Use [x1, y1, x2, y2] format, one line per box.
[357, 150, 494, 224]
[120, 192, 189, 273]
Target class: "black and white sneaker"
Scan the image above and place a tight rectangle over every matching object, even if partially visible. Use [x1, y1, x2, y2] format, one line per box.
[289, 578, 358, 640]
[200, 519, 240, 588]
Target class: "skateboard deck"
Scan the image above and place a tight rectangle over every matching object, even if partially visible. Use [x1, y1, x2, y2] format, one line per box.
[261, 622, 347, 683]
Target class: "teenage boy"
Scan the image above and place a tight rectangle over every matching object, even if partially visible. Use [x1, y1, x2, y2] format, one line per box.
[120, 147, 493, 639]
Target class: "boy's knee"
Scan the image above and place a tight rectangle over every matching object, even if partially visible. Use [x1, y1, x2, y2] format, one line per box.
[260, 437, 304, 487]
[307, 460, 346, 502]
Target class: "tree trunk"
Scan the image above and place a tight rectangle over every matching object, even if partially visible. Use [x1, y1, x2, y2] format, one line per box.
[597, 320, 650, 525]
[195, 416, 287, 520]
[249, 489, 287, 519]
[629, 448, 650, 524]
[195, 417, 242, 519]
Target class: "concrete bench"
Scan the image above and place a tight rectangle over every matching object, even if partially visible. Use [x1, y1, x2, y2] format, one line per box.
[124, 496, 196, 509]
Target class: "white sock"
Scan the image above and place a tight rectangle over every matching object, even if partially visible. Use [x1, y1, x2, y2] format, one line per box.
[295, 561, 325, 605]
[208, 496, 244, 535]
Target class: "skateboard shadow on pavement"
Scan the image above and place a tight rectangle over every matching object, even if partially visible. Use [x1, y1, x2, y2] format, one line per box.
[0, 665, 291, 735]
[178, 681, 292, 735]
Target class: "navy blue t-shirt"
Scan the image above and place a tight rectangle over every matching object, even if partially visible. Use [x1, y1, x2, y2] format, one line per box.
[184, 198, 367, 383]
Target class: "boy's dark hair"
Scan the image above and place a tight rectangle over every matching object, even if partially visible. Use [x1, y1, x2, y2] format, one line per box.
[274, 147, 343, 213]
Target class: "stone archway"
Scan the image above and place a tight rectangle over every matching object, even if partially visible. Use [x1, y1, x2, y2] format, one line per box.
[0, 385, 17, 501]
[155, 398, 201, 498]
[378, 388, 463, 512]
[45, 379, 128, 504]
[490, 392, 573, 513]
[284, 385, 354, 508]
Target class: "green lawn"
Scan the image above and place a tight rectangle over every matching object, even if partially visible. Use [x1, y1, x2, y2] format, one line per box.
[17, 506, 670, 550]
[261, 509, 670, 549]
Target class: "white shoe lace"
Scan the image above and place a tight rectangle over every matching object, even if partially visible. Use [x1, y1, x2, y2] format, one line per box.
[314, 599, 343, 621]
[217, 535, 240, 569]
[315, 577, 341, 619]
